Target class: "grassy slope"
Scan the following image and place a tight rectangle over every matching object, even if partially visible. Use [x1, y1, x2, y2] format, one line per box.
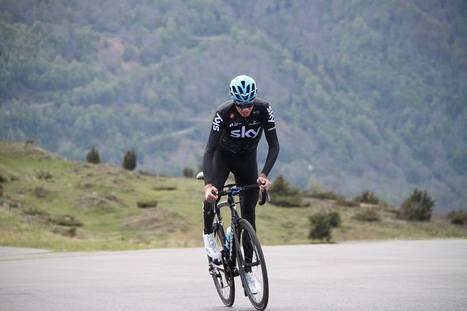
[0, 141, 466, 251]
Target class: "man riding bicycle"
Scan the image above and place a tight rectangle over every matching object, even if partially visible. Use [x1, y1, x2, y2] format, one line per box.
[202, 74, 280, 293]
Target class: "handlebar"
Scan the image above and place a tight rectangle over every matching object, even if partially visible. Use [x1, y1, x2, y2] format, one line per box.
[197, 172, 271, 206]
[218, 184, 271, 206]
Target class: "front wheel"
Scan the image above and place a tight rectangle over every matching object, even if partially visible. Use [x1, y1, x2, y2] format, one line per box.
[235, 219, 269, 310]
[211, 223, 235, 307]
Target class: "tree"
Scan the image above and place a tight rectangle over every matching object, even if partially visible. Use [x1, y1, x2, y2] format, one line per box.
[270, 175, 299, 196]
[398, 189, 434, 221]
[122, 150, 137, 170]
[86, 146, 100, 164]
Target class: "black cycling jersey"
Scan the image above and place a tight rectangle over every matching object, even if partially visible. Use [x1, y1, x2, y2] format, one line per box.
[202, 98, 280, 185]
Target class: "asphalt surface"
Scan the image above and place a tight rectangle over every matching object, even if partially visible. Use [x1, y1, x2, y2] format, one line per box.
[1, 240, 466, 311]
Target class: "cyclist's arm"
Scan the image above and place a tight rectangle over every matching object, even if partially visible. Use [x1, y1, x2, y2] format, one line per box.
[261, 127, 279, 177]
[203, 112, 224, 185]
[260, 105, 280, 177]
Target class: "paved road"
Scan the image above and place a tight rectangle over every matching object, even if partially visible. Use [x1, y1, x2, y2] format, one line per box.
[1, 240, 466, 311]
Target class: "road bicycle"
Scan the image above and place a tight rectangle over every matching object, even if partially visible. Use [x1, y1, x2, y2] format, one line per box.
[198, 175, 270, 310]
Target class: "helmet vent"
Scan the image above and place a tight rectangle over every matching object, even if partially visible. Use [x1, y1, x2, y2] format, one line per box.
[241, 80, 246, 88]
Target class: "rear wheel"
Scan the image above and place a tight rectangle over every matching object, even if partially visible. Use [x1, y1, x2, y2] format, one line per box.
[235, 219, 269, 310]
[211, 223, 235, 307]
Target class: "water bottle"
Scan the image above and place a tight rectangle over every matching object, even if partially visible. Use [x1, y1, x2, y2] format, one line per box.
[225, 226, 233, 251]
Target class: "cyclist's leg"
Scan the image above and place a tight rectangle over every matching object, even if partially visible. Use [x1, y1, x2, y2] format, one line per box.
[203, 150, 230, 234]
[231, 151, 259, 229]
[230, 151, 259, 272]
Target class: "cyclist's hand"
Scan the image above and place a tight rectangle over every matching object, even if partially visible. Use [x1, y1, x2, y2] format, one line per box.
[204, 184, 218, 202]
[257, 174, 271, 191]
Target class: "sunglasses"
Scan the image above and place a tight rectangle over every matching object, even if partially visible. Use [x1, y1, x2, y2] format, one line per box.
[235, 102, 254, 109]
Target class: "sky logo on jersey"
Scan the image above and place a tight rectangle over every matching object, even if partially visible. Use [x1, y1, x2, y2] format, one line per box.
[212, 113, 223, 132]
[230, 126, 260, 138]
[267, 106, 275, 123]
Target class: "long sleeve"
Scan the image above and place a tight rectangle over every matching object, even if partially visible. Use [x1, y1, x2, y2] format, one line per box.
[260, 104, 280, 176]
[261, 127, 280, 176]
[202, 112, 224, 185]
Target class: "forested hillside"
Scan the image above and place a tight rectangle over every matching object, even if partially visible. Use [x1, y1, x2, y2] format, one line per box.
[1, 0, 466, 211]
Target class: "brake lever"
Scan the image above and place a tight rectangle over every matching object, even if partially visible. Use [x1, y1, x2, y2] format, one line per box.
[259, 190, 270, 206]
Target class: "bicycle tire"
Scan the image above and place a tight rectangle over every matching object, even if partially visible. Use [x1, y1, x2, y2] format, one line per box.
[235, 219, 269, 310]
[211, 224, 235, 306]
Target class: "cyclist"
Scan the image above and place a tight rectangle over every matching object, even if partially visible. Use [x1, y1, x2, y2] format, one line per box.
[202, 74, 280, 293]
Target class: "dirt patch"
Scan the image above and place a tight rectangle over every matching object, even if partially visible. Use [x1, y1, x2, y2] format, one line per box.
[79, 192, 125, 209]
[125, 208, 184, 232]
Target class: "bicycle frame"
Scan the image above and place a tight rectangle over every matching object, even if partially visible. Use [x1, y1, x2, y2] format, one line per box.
[213, 184, 268, 272]
[214, 192, 240, 269]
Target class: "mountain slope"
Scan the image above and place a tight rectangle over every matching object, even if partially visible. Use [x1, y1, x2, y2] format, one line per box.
[1, 140, 466, 251]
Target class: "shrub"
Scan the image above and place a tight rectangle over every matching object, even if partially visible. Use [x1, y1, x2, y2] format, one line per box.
[153, 186, 177, 191]
[354, 207, 381, 222]
[382, 203, 398, 214]
[326, 211, 341, 227]
[33, 186, 49, 198]
[305, 183, 342, 201]
[0, 174, 6, 183]
[86, 146, 100, 164]
[270, 175, 299, 196]
[269, 175, 308, 207]
[137, 200, 158, 208]
[307, 190, 342, 200]
[36, 171, 52, 180]
[53, 226, 77, 237]
[270, 194, 307, 207]
[49, 214, 83, 227]
[270, 175, 306, 207]
[308, 213, 332, 241]
[23, 206, 49, 217]
[398, 189, 434, 221]
[336, 197, 359, 207]
[123, 150, 137, 170]
[448, 210, 467, 225]
[183, 167, 194, 178]
[355, 191, 379, 204]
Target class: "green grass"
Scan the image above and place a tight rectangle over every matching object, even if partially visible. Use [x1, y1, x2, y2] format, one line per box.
[1, 140, 466, 251]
